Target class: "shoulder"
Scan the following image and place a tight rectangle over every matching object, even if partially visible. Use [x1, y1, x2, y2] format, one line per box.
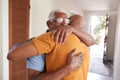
[32, 32, 54, 45]
[68, 33, 80, 40]
[34, 32, 52, 41]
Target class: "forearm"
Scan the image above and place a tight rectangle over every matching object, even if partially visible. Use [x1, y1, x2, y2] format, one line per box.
[9, 38, 33, 54]
[35, 65, 73, 80]
[72, 28, 95, 46]
[68, 14, 95, 46]
[35, 49, 83, 80]
[7, 41, 38, 62]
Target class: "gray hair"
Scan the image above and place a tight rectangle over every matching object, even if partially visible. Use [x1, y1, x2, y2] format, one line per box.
[48, 9, 67, 21]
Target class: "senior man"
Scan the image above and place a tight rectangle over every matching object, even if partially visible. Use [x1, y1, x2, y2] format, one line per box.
[8, 9, 95, 80]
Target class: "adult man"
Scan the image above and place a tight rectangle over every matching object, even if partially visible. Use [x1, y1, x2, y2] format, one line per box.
[27, 10, 95, 80]
[8, 9, 94, 80]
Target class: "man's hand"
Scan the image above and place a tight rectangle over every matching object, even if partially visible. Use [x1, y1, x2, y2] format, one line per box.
[51, 26, 73, 44]
[66, 48, 84, 71]
[34, 49, 84, 80]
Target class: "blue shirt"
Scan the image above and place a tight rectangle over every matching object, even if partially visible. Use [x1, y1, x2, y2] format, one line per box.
[27, 54, 45, 72]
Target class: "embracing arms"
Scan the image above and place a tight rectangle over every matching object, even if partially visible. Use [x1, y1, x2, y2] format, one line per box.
[7, 40, 38, 62]
[7, 39, 84, 80]
[51, 14, 95, 46]
[35, 49, 83, 80]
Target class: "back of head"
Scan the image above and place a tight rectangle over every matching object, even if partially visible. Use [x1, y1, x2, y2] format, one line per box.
[70, 15, 82, 22]
[69, 14, 85, 29]
[48, 9, 67, 21]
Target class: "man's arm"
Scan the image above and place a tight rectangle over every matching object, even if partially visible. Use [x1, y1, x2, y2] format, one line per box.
[71, 27, 95, 46]
[35, 49, 83, 80]
[69, 15, 95, 46]
[8, 39, 84, 80]
[7, 39, 38, 62]
[51, 14, 95, 46]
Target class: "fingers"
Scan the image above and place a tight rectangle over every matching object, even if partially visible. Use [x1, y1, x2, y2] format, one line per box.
[51, 27, 72, 45]
[67, 51, 84, 70]
[69, 48, 77, 57]
[51, 30, 57, 39]
[54, 30, 61, 43]
[78, 52, 84, 63]
[59, 30, 68, 44]
[62, 31, 67, 44]
[78, 52, 84, 60]
[76, 52, 84, 68]
[59, 30, 65, 44]
[78, 52, 83, 58]
[52, 29, 66, 44]
[51, 29, 61, 43]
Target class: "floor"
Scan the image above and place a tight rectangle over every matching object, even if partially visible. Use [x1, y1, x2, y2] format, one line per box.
[87, 72, 113, 80]
[87, 43, 113, 80]
[89, 57, 113, 76]
[87, 57, 113, 80]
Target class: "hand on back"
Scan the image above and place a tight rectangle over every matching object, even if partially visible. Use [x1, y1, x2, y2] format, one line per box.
[66, 48, 84, 70]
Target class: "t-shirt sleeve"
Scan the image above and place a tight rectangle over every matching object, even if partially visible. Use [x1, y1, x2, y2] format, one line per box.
[32, 33, 55, 55]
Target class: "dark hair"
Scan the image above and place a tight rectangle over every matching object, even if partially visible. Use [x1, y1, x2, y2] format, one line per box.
[46, 29, 49, 32]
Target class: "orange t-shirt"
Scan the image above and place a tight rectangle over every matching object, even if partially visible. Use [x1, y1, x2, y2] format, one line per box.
[32, 32, 90, 80]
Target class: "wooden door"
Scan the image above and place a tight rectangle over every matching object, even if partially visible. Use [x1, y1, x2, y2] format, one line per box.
[9, 0, 30, 80]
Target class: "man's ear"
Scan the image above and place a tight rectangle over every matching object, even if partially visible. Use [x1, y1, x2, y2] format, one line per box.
[46, 20, 51, 28]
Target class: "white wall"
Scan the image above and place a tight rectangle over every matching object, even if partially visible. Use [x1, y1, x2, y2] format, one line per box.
[0, 0, 9, 80]
[52, 0, 90, 33]
[30, 0, 85, 38]
[84, 12, 92, 33]
[0, 0, 3, 79]
[30, 0, 52, 37]
[114, 5, 120, 80]
[52, 0, 84, 16]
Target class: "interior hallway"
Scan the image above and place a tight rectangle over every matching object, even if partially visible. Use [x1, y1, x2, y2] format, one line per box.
[87, 44, 113, 80]
[87, 72, 112, 80]
[87, 57, 113, 80]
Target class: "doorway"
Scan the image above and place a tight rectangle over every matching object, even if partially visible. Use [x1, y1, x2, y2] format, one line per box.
[90, 15, 106, 59]
[88, 15, 113, 77]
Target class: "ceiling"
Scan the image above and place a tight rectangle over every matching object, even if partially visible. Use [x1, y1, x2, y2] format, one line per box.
[72, 0, 120, 11]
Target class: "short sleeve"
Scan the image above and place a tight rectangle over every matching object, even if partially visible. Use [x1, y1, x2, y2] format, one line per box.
[27, 54, 45, 72]
[32, 33, 55, 55]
